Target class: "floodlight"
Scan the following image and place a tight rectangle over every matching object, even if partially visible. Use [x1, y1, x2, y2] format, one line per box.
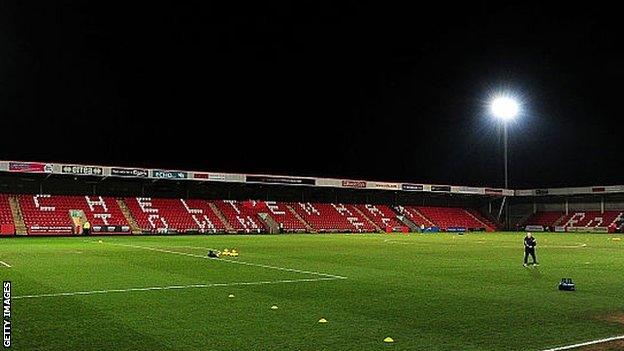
[490, 96, 519, 121]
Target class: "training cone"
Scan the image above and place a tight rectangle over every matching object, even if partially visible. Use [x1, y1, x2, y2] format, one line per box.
[228, 294, 235, 298]
[318, 318, 327, 323]
[383, 337, 394, 343]
[271, 305, 278, 310]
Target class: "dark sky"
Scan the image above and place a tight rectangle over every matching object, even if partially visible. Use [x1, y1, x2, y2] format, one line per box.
[1, 2, 622, 189]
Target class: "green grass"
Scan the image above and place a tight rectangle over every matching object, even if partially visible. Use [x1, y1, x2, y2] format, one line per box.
[1, 232, 623, 350]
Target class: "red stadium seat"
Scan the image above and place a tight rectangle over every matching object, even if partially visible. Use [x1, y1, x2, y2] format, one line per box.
[354, 204, 404, 231]
[124, 198, 226, 233]
[18, 195, 129, 235]
[524, 211, 566, 228]
[290, 202, 376, 232]
[560, 211, 624, 229]
[0, 194, 15, 235]
[212, 200, 267, 233]
[415, 206, 494, 231]
[398, 206, 495, 231]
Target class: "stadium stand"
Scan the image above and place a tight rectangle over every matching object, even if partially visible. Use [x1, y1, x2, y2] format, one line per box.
[415, 206, 495, 231]
[18, 195, 128, 235]
[257, 201, 308, 232]
[394, 206, 434, 228]
[291, 202, 377, 232]
[354, 204, 404, 231]
[213, 200, 267, 233]
[466, 209, 499, 231]
[560, 211, 624, 229]
[2, 193, 507, 235]
[0, 194, 15, 235]
[124, 197, 226, 233]
[523, 211, 566, 228]
[0, 195, 13, 226]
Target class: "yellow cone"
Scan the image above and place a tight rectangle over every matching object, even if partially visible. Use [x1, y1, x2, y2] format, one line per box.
[318, 318, 327, 323]
[228, 294, 235, 298]
[383, 337, 394, 343]
[271, 305, 278, 310]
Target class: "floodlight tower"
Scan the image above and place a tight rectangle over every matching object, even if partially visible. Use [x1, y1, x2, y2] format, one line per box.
[490, 96, 519, 228]
[490, 96, 519, 189]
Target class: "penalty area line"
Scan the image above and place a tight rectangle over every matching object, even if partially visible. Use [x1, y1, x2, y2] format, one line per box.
[13, 277, 342, 300]
[0, 260, 11, 268]
[540, 335, 624, 351]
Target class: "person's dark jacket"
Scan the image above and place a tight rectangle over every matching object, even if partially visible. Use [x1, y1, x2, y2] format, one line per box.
[524, 236, 536, 250]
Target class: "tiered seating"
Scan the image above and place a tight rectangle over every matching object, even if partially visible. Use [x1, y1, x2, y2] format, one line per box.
[18, 195, 128, 235]
[415, 206, 493, 231]
[291, 202, 376, 232]
[0, 194, 13, 226]
[466, 209, 499, 231]
[261, 201, 307, 232]
[0, 194, 15, 235]
[524, 211, 565, 228]
[213, 200, 267, 233]
[394, 206, 433, 227]
[561, 211, 624, 229]
[354, 204, 403, 230]
[124, 198, 226, 233]
[5, 193, 530, 235]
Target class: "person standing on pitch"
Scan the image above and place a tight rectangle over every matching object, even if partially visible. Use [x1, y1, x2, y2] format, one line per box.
[83, 220, 91, 236]
[523, 232, 538, 267]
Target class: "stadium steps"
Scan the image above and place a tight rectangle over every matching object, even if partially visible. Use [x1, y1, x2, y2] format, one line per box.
[397, 214, 419, 232]
[611, 212, 624, 227]
[285, 204, 315, 232]
[516, 212, 534, 229]
[352, 206, 382, 232]
[481, 211, 504, 230]
[464, 209, 494, 231]
[9, 196, 27, 235]
[117, 199, 142, 234]
[553, 213, 567, 227]
[257, 212, 280, 233]
[208, 202, 235, 233]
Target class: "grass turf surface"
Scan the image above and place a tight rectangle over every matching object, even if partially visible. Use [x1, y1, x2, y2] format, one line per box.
[1, 232, 623, 350]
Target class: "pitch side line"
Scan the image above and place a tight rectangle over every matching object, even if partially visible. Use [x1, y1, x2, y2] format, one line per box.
[107, 242, 348, 280]
[540, 335, 624, 351]
[13, 277, 340, 300]
[0, 260, 11, 268]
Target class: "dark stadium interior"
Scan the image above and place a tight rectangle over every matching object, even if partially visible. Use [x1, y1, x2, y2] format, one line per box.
[2, 2, 623, 188]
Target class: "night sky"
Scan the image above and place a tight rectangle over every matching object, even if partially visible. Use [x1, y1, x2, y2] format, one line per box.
[1, 2, 622, 189]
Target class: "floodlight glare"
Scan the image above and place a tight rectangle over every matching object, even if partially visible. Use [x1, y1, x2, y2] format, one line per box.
[490, 97, 519, 121]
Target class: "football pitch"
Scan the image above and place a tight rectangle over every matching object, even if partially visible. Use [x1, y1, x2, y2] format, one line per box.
[1, 232, 623, 350]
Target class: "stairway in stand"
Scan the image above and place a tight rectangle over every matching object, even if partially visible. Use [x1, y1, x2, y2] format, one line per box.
[464, 209, 493, 231]
[117, 199, 142, 234]
[9, 196, 27, 235]
[209, 202, 234, 232]
[352, 206, 382, 232]
[286, 204, 314, 232]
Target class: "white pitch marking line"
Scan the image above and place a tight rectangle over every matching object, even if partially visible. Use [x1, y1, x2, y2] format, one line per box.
[109, 242, 348, 280]
[540, 335, 624, 351]
[13, 277, 340, 300]
[0, 260, 11, 268]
